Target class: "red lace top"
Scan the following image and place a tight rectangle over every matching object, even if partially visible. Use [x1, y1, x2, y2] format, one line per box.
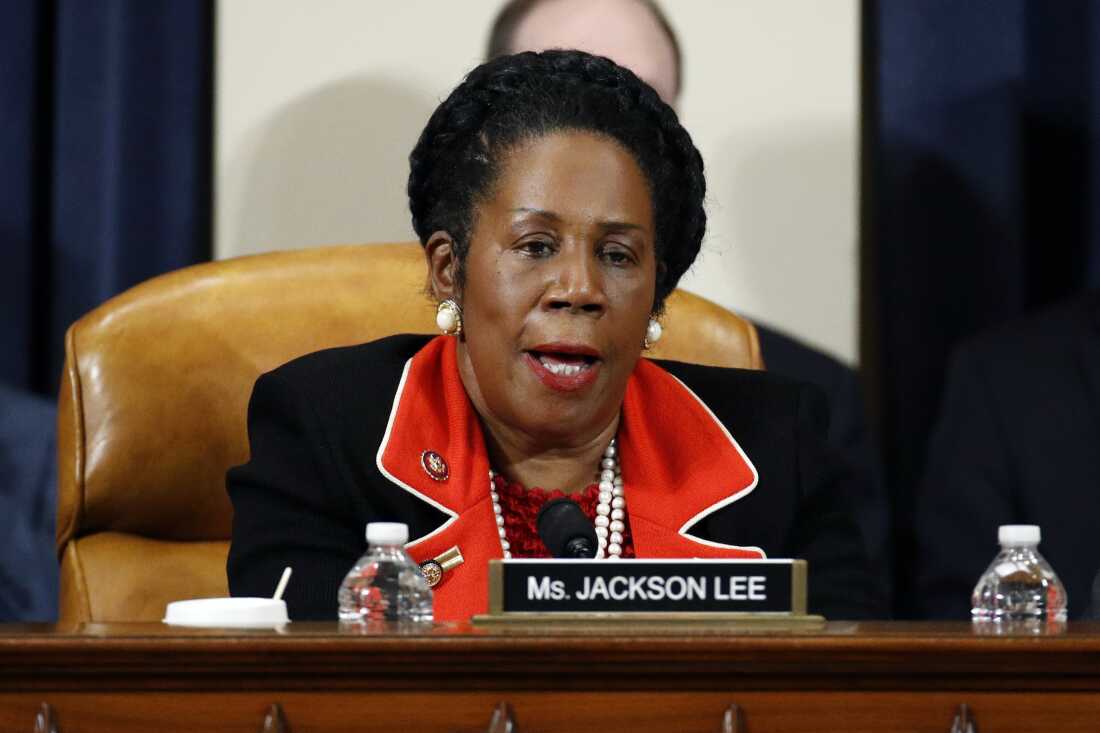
[492, 474, 636, 558]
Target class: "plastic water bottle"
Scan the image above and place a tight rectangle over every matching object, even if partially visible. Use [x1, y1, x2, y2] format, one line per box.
[337, 522, 433, 625]
[971, 525, 1066, 631]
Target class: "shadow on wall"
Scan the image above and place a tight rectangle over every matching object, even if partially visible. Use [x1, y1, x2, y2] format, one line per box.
[225, 76, 436, 256]
[711, 126, 857, 361]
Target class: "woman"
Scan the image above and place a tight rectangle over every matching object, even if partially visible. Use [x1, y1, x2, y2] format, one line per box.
[227, 51, 879, 621]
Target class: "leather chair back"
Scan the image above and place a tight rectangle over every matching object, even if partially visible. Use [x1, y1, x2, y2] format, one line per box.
[56, 243, 762, 622]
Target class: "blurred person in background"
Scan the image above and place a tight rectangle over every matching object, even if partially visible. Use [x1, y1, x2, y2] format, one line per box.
[916, 290, 1100, 620]
[0, 385, 58, 621]
[486, 0, 891, 598]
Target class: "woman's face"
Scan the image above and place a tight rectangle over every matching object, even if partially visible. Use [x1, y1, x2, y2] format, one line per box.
[451, 130, 657, 448]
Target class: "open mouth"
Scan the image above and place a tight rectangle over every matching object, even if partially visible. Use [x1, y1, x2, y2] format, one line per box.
[530, 351, 598, 377]
[523, 344, 602, 392]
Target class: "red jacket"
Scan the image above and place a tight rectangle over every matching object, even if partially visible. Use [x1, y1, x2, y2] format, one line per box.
[381, 336, 765, 620]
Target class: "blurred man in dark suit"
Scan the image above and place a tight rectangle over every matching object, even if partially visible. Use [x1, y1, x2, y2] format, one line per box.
[488, 0, 890, 597]
[916, 290, 1100, 620]
[0, 385, 58, 621]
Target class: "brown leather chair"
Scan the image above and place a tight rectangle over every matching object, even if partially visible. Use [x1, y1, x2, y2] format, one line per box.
[56, 242, 763, 622]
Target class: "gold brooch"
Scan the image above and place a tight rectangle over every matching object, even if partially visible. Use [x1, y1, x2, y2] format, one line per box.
[419, 545, 464, 588]
[420, 560, 443, 587]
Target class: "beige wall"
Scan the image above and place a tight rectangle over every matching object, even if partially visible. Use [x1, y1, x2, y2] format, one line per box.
[216, 0, 859, 363]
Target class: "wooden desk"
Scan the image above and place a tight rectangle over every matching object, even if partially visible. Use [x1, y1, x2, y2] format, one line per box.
[2, 621, 1099, 732]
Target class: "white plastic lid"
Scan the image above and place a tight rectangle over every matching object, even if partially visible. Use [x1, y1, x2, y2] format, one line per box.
[366, 522, 409, 545]
[163, 597, 288, 628]
[999, 524, 1040, 546]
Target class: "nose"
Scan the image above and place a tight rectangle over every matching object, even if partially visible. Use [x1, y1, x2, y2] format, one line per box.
[543, 245, 608, 316]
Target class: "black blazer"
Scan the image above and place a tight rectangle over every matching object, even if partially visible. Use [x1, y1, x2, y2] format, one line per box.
[916, 291, 1100, 619]
[755, 322, 890, 596]
[227, 335, 883, 620]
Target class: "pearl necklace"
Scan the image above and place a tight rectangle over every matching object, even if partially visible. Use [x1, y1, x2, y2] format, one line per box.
[490, 439, 626, 560]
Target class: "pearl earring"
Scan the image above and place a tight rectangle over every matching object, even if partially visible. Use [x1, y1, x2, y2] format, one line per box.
[436, 299, 463, 336]
[643, 318, 662, 350]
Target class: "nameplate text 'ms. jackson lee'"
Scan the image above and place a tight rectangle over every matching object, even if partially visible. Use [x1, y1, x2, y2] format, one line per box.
[487, 559, 807, 615]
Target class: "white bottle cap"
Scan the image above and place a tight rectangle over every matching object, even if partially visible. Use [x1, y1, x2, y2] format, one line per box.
[366, 522, 409, 545]
[998, 524, 1040, 546]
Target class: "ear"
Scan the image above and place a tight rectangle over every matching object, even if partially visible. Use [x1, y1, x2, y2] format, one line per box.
[424, 231, 459, 301]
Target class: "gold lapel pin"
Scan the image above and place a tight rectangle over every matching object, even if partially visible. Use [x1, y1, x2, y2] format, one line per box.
[419, 545, 464, 588]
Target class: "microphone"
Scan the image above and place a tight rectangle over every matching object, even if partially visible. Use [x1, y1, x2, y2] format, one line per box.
[537, 498, 598, 558]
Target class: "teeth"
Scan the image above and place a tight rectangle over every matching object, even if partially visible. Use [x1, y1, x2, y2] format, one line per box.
[539, 355, 589, 377]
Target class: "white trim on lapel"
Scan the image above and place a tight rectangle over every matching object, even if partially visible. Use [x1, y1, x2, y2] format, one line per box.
[375, 356, 459, 549]
[668, 373, 766, 556]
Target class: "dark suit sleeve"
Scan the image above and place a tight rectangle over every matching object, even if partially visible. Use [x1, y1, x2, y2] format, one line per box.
[914, 344, 1015, 620]
[787, 383, 885, 619]
[227, 371, 365, 620]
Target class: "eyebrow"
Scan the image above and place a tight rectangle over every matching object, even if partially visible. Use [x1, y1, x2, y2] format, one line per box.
[510, 207, 648, 233]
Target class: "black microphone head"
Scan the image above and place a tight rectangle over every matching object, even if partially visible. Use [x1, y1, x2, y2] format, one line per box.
[537, 498, 598, 559]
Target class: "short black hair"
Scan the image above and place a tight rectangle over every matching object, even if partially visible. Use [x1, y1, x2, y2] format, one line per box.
[407, 50, 705, 313]
[485, 0, 682, 98]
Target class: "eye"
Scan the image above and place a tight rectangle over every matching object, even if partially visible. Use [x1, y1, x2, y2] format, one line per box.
[517, 239, 555, 258]
[599, 243, 637, 266]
